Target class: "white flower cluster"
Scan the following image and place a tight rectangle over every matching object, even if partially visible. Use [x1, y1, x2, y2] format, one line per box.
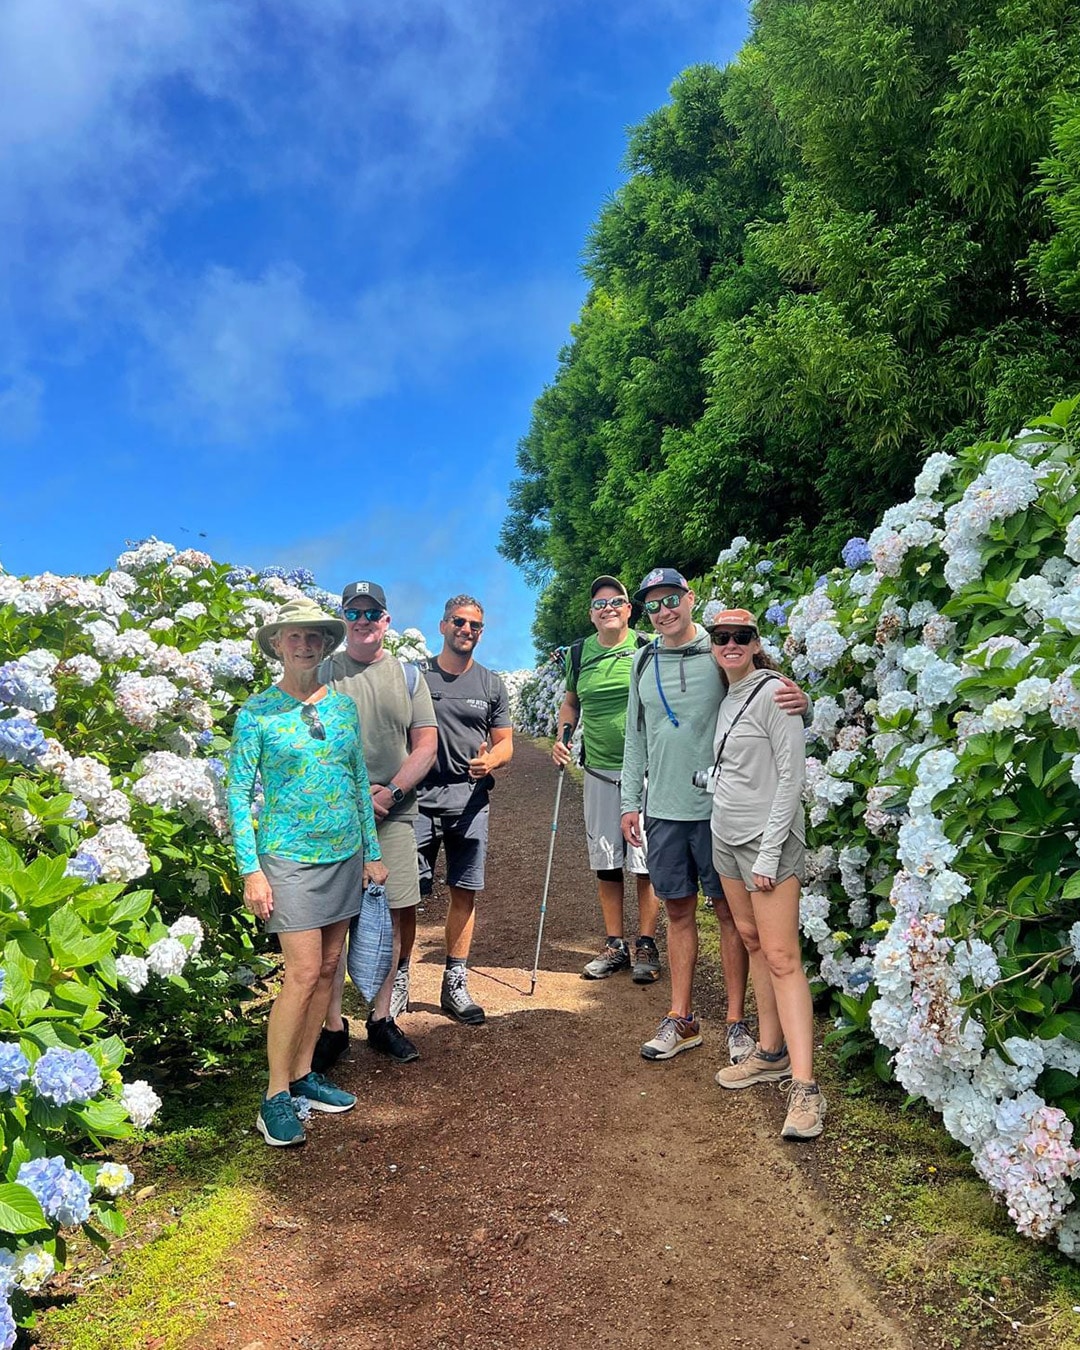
[132, 752, 227, 834]
[79, 822, 150, 883]
[942, 453, 1040, 590]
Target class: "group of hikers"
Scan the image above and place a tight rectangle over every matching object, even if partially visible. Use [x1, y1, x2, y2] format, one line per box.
[227, 568, 825, 1149]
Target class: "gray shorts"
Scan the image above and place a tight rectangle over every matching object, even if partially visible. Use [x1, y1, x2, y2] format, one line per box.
[712, 831, 806, 892]
[376, 818, 422, 911]
[642, 817, 722, 902]
[414, 803, 489, 893]
[583, 769, 648, 875]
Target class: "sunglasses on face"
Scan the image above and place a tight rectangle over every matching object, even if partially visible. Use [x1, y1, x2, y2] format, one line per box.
[449, 617, 484, 633]
[710, 628, 757, 647]
[344, 608, 385, 623]
[642, 593, 684, 613]
[300, 704, 326, 740]
[590, 597, 628, 611]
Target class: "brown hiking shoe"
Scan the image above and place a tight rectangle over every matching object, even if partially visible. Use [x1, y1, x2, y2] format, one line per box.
[714, 1047, 791, 1089]
[781, 1079, 827, 1139]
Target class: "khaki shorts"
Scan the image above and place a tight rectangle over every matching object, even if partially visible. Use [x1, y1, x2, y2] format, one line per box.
[376, 818, 422, 910]
[712, 830, 805, 893]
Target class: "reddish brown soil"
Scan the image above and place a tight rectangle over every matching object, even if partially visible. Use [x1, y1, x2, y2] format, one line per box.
[190, 740, 912, 1350]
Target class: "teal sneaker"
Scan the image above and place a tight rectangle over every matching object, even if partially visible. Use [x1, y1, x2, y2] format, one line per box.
[257, 1090, 306, 1146]
[289, 1072, 356, 1114]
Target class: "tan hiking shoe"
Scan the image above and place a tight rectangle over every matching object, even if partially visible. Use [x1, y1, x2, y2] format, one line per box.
[781, 1079, 827, 1139]
[714, 1047, 791, 1089]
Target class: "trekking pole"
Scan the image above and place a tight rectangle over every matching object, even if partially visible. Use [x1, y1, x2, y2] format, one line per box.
[530, 722, 574, 995]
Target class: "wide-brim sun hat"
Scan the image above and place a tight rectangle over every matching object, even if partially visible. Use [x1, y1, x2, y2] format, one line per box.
[256, 599, 346, 660]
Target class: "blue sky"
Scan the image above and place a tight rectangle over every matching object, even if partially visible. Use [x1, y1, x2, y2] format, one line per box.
[0, 0, 750, 670]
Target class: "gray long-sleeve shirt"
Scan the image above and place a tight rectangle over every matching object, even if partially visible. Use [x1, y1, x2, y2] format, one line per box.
[621, 626, 722, 822]
[710, 666, 807, 878]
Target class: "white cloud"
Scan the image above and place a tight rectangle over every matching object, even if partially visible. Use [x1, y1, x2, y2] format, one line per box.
[129, 264, 582, 441]
[0, 370, 43, 441]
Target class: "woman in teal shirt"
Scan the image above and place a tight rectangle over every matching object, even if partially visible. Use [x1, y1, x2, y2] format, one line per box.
[229, 599, 387, 1147]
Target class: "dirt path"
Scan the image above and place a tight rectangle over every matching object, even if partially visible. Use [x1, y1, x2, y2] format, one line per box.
[191, 741, 912, 1350]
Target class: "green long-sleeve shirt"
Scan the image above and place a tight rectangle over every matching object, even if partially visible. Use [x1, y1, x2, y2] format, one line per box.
[227, 686, 381, 875]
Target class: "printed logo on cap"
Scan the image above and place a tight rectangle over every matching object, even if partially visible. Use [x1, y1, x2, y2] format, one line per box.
[644, 568, 666, 587]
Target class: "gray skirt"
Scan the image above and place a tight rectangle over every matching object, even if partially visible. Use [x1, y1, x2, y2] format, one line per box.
[258, 851, 365, 934]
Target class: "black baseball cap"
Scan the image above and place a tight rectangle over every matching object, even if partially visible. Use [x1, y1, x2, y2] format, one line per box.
[631, 567, 690, 605]
[341, 581, 388, 610]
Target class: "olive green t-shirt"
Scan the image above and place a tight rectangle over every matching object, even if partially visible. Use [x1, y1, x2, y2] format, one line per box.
[565, 632, 643, 771]
[320, 650, 437, 821]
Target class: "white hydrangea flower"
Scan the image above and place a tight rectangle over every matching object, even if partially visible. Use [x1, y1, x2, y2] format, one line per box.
[121, 1079, 162, 1129]
[116, 955, 150, 993]
[146, 937, 188, 978]
[80, 823, 150, 883]
[169, 915, 204, 956]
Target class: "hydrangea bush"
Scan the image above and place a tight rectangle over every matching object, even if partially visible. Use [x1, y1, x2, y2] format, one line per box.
[0, 542, 431, 1334]
[513, 396, 1080, 1254]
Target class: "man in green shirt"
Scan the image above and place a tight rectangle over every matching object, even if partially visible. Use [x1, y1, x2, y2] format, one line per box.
[553, 576, 661, 983]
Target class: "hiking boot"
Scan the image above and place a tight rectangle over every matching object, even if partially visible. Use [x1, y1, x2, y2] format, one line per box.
[714, 1047, 791, 1089]
[640, 1013, 703, 1060]
[782, 1079, 827, 1140]
[257, 1090, 306, 1147]
[365, 1015, 420, 1062]
[289, 1072, 356, 1114]
[582, 939, 631, 980]
[441, 966, 486, 1025]
[311, 1017, 349, 1075]
[725, 1019, 755, 1065]
[631, 939, 661, 984]
[389, 963, 411, 1021]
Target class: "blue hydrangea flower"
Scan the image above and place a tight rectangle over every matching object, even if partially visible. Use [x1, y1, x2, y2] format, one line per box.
[0, 1043, 29, 1094]
[814, 575, 830, 590]
[16, 1155, 92, 1227]
[0, 716, 47, 767]
[764, 602, 789, 627]
[0, 1249, 16, 1297]
[0, 661, 57, 714]
[0, 1292, 15, 1350]
[285, 568, 316, 588]
[195, 729, 214, 747]
[224, 566, 254, 586]
[755, 559, 776, 575]
[64, 852, 102, 884]
[206, 757, 227, 780]
[257, 565, 287, 581]
[841, 537, 873, 569]
[31, 1047, 102, 1106]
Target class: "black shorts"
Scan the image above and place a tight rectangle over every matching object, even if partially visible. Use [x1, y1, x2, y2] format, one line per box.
[414, 804, 489, 892]
[643, 816, 722, 902]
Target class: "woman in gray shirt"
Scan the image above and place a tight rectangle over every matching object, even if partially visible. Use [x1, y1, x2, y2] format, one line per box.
[706, 608, 824, 1141]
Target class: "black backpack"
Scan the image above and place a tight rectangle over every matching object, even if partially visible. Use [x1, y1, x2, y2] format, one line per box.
[567, 631, 651, 686]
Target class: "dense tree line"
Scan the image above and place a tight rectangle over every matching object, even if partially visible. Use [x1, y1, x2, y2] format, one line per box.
[501, 0, 1080, 651]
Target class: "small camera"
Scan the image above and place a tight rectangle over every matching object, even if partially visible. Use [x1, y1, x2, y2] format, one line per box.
[691, 767, 718, 793]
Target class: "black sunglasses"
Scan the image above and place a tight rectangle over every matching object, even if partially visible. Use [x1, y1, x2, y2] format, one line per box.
[300, 704, 326, 740]
[643, 594, 684, 613]
[591, 597, 628, 611]
[344, 608, 386, 623]
[450, 617, 484, 632]
[710, 628, 757, 647]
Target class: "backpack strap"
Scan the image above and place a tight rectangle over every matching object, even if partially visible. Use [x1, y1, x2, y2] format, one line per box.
[399, 659, 420, 698]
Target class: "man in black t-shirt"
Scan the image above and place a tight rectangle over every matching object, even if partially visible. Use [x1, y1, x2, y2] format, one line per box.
[413, 594, 513, 1025]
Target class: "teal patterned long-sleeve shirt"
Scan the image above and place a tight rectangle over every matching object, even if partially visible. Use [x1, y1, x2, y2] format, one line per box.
[227, 686, 381, 875]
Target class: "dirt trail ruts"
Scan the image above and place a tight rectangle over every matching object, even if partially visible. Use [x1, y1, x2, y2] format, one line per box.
[189, 740, 912, 1350]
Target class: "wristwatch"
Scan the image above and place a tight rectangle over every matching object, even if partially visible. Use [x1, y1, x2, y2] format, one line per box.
[387, 782, 406, 805]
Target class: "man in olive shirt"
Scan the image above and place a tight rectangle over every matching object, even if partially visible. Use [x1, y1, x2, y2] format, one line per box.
[552, 576, 661, 983]
[316, 580, 438, 1065]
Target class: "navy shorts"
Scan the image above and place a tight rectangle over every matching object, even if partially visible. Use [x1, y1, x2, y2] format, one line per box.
[414, 804, 489, 893]
[643, 816, 722, 902]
